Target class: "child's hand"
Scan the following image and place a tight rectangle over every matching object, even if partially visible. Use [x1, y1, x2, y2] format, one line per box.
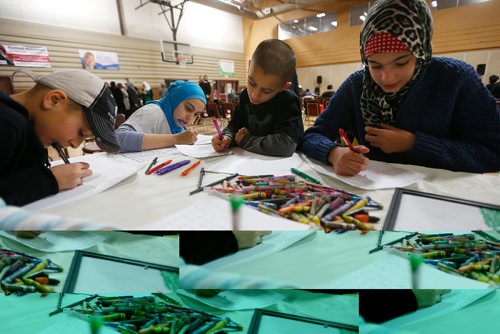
[212, 134, 231, 152]
[233, 231, 272, 249]
[365, 124, 416, 153]
[174, 129, 198, 145]
[15, 231, 42, 238]
[235, 127, 249, 145]
[413, 289, 451, 308]
[191, 289, 222, 298]
[50, 162, 92, 190]
[328, 146, 370, 176]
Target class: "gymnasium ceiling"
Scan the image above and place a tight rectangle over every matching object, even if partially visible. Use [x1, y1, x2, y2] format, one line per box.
[190, 0, 371, 19]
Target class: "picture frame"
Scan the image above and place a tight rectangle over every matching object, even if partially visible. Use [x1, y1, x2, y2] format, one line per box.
[63, 250, 179, 293]
[383, 188, 500, 231]
[247, 309, 359, 333]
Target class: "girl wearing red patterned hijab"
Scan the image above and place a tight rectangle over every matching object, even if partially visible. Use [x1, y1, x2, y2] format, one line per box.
[301, 0, 500, 175]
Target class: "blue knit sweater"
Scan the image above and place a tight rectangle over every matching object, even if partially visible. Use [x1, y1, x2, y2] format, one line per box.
[301, 57, 500, 173]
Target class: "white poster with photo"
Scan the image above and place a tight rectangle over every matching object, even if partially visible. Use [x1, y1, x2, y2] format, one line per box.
[218, 59, 234, 76]
[0, 44, 51, 67]
[79, 50, 119, 70]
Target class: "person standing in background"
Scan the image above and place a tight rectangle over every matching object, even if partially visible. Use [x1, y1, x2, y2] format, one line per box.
[141, 81, 153, 105]
[125, 81, 142, 117]
[109, 81, 125, 115]
[486, 75, 498, 91]
[199, 75, 211, 100]
[118, 83, 130, 117]
[160, 82, 168, 97]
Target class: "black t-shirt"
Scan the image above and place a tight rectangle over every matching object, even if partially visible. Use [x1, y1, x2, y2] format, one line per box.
[0, 92, 58, 205]
[222, 88, 303, 157]
[199, 81, 211, 97]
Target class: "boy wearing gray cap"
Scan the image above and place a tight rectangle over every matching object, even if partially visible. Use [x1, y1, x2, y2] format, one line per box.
[0, 69, 120, 206]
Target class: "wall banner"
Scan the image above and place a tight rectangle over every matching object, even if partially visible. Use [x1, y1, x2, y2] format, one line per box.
[79, 50, 119, 70]
[217, 59, 235, 76]
[0, 44, 51, 67]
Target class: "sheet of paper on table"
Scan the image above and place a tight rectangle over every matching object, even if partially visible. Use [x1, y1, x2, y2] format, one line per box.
[24, 154, 143, 212]
[0, 231, 106, 252]
[139, 194, 311, 230]
[305, 157, 425, 190]
[315, 250, 490, 289]
[202, 231, 315, 271]
[210, 149, 304, 176]
[382, 289, 494, 329]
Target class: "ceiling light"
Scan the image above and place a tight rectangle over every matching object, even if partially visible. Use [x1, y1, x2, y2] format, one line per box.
[316, 13, 326, 18]
[331, 21, 337, 27]
[293, 19, 299, 23]
[431, 1, 437, 7]
[308, 26, 318, 31]
[360, 15, 366, 21]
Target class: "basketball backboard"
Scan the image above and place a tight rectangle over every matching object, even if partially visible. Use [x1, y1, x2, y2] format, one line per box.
[160, 40, 193, 66]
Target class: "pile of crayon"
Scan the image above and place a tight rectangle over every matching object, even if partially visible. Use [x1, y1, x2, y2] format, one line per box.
[0, 248, 62, 295]
[393, 232, 500, 286]
[64, 294, 243, 334]
[208, 174, 382, 232]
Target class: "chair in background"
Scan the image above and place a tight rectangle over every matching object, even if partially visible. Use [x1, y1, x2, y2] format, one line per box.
[82, 113, 126, 154]
[217, 94, 227, 103]
[304, 101, 321, 126]
[219, 102, 235, 127]
[206, 102, 220, 118]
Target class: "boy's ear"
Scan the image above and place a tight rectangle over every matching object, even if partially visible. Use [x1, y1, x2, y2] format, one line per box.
[42, 90, 69, 110]
[279, 81, 292, 91]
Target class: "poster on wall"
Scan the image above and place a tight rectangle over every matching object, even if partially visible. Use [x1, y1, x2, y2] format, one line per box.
[218, 59, 235, 77]
[79, 50, 119, 70]
[0, 44, 51, 67]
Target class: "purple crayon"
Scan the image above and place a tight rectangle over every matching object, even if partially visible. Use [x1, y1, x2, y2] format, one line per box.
[156, 160, 191, 175]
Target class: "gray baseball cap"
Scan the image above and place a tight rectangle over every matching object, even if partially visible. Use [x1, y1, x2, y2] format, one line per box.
[14, 69, 120, 153]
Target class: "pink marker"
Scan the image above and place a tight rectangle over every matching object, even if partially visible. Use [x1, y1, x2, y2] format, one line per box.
[212, 117, 223, 140]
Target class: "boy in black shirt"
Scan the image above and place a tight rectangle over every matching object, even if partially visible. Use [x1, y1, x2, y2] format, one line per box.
[0, 70, 119, 206]
[212, 39, 303, 157]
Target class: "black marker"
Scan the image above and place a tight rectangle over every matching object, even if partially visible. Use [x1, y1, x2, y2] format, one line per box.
[52, 142, 70, 164]
[145, 157, 158, 174]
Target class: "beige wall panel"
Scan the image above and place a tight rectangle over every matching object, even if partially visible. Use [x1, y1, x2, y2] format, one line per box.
[0, 18, 246, 93]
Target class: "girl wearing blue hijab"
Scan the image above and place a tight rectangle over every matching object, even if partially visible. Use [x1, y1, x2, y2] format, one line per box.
[115, 80, 206, 152]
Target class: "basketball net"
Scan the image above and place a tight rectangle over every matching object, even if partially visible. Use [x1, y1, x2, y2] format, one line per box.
[175, 53, 186, 69]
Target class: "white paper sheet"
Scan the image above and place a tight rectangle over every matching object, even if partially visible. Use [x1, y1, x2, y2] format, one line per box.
[210, 149, 304, 176]
[0, 231, 106, 252]
[316, 250, 490, 289]
[0, 206, 115, 231]
[73, 256, 171, 293]
[178, 289, 286, 311]
[382, 290, 494, 329]
[120, 147, 181, 163]
[305, 157, 424, 190]
[24, 154, 143, 211]
[203, 231, 315, 271]
[139, 194, 311, 230]
[175, 143, 233, 158]
[393, 194, 490, 230]
[193, 133, 213, 145]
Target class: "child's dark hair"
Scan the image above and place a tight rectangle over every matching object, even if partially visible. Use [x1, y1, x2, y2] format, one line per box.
[251, 39, 296, 84]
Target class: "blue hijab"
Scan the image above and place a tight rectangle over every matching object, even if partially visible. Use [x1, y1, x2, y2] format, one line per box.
[149, 80, 206, 134]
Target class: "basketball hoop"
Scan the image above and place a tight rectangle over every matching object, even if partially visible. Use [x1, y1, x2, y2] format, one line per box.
[161, 41, 194, 65]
